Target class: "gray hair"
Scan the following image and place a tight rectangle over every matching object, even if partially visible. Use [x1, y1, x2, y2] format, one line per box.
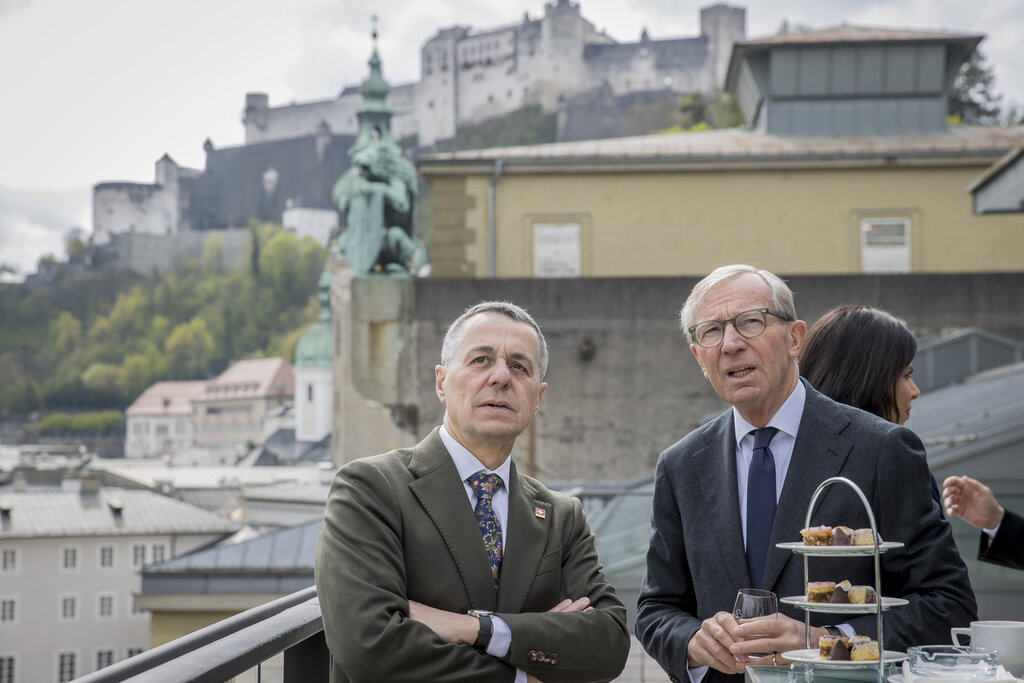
[679, 264, 797, 344]
[441, 301, 549, 379]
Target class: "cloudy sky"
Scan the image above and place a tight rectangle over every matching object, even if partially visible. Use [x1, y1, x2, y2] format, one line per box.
[2, 0, 1022, 277]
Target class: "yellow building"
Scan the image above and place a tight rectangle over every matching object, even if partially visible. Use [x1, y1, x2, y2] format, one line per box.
[419, 26, 1024, 278]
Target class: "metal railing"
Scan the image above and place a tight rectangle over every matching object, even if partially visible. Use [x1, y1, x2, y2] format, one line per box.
[73, 586, 329, 683]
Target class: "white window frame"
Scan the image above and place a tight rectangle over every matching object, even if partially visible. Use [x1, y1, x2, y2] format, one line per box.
[151, 544, 166, 565]
[61, 545, 81, 572]
[96, 649, 115, 670]
[0, 548, 16, 574]
[98, 545, 115, 570]
[97, 593, 116, 620]
[57, 651, 78, 682]
[132, 544, 146, 568]
[0, 597, 15, 625]
[59, 594, 79, 622]
[860, 216, 911, 274]
[0, 654, 15, 683]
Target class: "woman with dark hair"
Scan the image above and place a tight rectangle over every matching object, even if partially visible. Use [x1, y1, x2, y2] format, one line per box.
[799, 304, 943, 513]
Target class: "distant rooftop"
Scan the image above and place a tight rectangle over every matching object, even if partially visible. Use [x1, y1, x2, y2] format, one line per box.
[0, 488, 239, 539]
[125, 380, 206, 417]
[194, 357, 294, 401]
[419, 125, 1024, 169]
[741, 25, 981, 46]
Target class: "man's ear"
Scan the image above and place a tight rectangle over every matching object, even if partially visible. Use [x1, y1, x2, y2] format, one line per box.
[689, 345, 708, 378]
[435, 365, 447, 403]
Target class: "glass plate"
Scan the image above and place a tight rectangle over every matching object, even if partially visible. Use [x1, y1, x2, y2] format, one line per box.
[782, 648, 908, 667]
[777, 541, 904, 556]
[780, 595, 909, 612]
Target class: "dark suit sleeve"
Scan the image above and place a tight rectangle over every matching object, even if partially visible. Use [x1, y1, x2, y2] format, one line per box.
[839, 425, 978, 649]
[315, 458, 516, 683]
[979, 509, 1024, 571]
[634, 452, 701, 680]
[501, 495, 631, 683]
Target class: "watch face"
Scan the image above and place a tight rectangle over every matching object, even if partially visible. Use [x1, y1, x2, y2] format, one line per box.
[469, 609, 494, 617]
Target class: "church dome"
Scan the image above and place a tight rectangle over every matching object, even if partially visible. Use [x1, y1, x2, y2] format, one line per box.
[295, 270, 333, 368]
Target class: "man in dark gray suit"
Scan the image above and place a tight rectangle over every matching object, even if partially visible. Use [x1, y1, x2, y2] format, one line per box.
[316, 301, 630, 683]
[636, 265, 976, 681]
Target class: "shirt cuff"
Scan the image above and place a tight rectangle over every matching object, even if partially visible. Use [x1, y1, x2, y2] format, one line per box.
[835, 623, 856, 638]
[688, 664, 709, 682]
[983, 521, 1001, 538]
[488, 614, 512, 658]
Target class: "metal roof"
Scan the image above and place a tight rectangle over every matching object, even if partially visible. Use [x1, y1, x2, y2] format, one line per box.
[0, 488, 239, 539]
[739, 25, 982, 47]
[145, 519, 321, 574]
[418, 125, 1024, 170]
[905, 362, 1024, 465]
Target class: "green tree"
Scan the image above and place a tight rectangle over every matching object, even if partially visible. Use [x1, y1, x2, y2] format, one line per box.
[52, 311, 83, 356]
[949, 49, 1002, 125]
[165, 318, 215, 379]
[203, 234, 226, 274]
[677, 92, 707, 129]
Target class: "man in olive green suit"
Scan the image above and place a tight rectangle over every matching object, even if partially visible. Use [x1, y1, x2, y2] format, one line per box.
[315, 301, 630, 683]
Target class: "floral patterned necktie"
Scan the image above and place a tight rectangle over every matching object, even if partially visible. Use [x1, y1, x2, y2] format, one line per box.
[469, 471, 503, 591]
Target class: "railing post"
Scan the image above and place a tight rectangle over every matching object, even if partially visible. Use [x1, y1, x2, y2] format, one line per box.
[283, 630, 330, 683]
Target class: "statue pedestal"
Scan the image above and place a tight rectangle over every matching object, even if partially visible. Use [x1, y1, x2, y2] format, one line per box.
[330, 258, 419, 466]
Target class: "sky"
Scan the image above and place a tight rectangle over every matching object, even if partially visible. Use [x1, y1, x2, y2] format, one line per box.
[1, 0, 1022, 278]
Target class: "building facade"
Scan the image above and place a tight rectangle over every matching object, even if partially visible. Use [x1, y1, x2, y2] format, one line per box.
[124, 381, 207, 459]
[0, 481, 238, 681]
[191, 358, 295, 456]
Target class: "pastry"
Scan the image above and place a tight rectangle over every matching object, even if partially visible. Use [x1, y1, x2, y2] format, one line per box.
[807, 581, 836, 603]
[832, 526, 854, 545]
[853, 528, 875, 545]
[829, 579, 852, 603]
[848, 585, 877, 604]
[801, 525, 833, 545]
[818, 634, 846, 660]
[828, 638, 851, 661]
[849, 635, 879, 661]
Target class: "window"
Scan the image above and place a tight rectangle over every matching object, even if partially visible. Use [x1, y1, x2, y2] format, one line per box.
[99, 546, 114, 569]
[860, 217, 910, 273]
[98, 594, 115, 619]
[96, 650, 115, 670]
[132, 545, 146, 568]
[57, 652, 76, 682]
[0, 655, 13, 683]
[0, 598, 14, 623]
[151, 545, 166, 564]
[60, 595, 77, 621]
[62, 546, 78, 571]
[1, 548, 15, 573]
[125, 647, 145, 658]
[307, 384, 314, 402]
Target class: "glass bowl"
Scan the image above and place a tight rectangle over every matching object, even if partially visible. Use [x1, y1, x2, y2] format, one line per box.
[907, 645, 998, 680]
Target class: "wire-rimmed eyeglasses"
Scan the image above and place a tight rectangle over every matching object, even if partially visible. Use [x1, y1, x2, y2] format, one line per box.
[688, 308, 792, 348]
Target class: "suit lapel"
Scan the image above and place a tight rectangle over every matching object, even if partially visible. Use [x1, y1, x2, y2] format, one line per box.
[496, 462, 551, 613]
[693, 413, 751, 591]
[408, 431, 499, 610]
[762, 383, 854, 590]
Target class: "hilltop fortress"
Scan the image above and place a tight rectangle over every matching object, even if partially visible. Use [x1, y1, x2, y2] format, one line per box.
[243, 1, 745, 147]
[90, 1, 744, 272]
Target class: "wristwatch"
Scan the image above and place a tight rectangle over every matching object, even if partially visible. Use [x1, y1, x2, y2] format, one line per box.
[824, 625, 844, 638]
[468, 609, 494, 651]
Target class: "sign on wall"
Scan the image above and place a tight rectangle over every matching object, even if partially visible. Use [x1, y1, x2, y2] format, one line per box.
[532, 223, 581, 277]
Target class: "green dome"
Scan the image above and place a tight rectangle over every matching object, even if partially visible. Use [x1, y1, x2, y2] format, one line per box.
[295, 270, 333, 368]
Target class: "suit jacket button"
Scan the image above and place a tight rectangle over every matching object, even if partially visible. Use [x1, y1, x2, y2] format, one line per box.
[550, 654, 558, 664]
[529, 651, 539, 661]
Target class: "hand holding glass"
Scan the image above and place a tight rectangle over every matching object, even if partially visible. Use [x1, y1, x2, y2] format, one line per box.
[732, 589, 778, 659]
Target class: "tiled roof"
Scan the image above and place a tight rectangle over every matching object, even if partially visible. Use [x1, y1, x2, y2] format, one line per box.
[0, 488, 239, 539]
[419, 125, 1024, 168]
[125, 381, 207, 417]
[195, 357, 294, 401]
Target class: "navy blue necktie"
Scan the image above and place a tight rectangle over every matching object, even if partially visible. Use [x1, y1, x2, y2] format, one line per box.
[469, 471, 503, 591]
[746, 427, 779, 589]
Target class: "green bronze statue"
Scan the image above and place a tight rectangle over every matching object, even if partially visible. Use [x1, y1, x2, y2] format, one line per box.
[331, 34, 428, 278]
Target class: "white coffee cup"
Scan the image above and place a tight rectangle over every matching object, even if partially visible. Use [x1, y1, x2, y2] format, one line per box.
[952, 620, 1024, 677]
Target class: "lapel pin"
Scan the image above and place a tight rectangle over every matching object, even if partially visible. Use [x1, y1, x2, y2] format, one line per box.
[535, 507, 546, 519]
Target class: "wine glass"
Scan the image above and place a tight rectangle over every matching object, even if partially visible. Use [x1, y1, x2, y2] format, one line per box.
[732, 588, 778, 659]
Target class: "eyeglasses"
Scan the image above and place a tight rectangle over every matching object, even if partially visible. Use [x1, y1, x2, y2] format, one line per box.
[688, 308, 792, 348]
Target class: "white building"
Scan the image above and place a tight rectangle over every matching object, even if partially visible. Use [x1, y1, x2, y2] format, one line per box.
[0, 476, 238, 681]
[124, 381, 207, 459]
[293, 271, 334, 444]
